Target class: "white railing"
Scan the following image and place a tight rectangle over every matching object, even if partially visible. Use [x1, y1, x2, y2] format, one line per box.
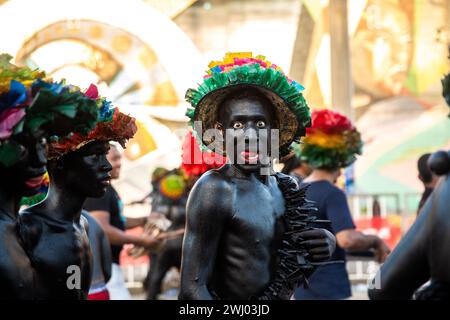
[346, 192, 421, 284]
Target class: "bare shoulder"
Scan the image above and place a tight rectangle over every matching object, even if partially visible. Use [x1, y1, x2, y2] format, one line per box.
[187, 168, 234, 222]
[193, 168, 233, 193]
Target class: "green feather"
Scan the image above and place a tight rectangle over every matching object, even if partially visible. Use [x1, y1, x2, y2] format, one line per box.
[0, 141, 22, 167]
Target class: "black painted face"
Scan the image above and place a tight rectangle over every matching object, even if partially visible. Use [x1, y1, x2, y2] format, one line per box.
[61, 140, 112, 198]
[3, 129, 48, 197]
[218, 95, 276, 173]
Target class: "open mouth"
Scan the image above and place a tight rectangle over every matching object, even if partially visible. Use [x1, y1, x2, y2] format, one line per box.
[240, 151, 259, 162]
[25, 175, 45, 189]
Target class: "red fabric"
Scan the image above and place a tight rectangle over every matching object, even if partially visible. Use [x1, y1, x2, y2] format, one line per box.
[181, 131, 226, 177]
[88, 289, 110, 300]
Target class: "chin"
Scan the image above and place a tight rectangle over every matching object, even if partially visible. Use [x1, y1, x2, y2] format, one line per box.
[88, 187, 108, 198]
[111, 171, 119, 180]
[235, 163, 262, 172]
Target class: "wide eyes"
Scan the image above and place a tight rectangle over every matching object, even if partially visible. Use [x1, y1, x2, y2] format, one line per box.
[232, 121, 266, 129]
[233, 122, 244, 129]
[256, 121, 266, 128]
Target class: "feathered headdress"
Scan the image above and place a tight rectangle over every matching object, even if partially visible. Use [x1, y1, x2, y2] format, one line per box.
[0, 54, 98, 167]
[185, 52, 310, 156]
[47, 84, 137, 159]
[299, 109, 363, 169]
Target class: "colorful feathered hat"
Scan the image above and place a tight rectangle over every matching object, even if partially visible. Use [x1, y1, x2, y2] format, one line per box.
[185, 52, 311, 156]
[159, 171, 186, 201]
[47, 84, 138, 159]
[0, 54, 98, 167]
[299, 109, 363, 169]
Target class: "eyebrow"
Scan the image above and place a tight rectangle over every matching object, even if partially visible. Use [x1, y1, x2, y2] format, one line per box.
[86, 145, 108, 154]
[228, 114, 268, 121]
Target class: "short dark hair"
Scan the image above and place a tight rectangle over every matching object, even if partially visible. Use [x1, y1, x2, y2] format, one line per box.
[418, 153, 432, 183]
[281, 155, 302, 174]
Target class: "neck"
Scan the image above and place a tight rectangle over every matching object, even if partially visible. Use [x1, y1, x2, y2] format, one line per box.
[228, 162, 272, 184]
[292, 167, 307, 179]
[42, 183, 85, 222]
[424, 183, 434, 189]
[304, 169, 336, 184]
[0, 184, 21, 219]
[425, 177, 438, 189]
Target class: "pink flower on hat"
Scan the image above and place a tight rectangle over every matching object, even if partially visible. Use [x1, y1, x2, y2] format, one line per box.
[0, 107, 26, 139]
[84, 83, 99, 99]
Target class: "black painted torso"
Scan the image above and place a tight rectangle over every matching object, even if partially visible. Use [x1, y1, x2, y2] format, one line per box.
[212, 173, 285, 299]
[18, 209, 92, 300]
[180, 165, 287, 299]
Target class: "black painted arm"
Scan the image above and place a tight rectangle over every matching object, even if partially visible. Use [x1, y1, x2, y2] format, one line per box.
[100, 227, 112, 283]
[368, 199, 432, 299]
[178, 173, 232, 300]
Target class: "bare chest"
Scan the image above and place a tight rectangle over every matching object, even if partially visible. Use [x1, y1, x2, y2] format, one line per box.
[229, 178, 285, 243]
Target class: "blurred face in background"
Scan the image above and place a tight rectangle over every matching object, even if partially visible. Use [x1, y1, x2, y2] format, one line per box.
[107, 145, 122, 180]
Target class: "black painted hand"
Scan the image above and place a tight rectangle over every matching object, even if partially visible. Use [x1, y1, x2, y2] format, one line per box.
[298, 228, 336, 262]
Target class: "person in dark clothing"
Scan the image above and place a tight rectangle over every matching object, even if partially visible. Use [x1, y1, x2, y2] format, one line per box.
[417, 153, 439, 214]
[294, 109, 390, 300]
[85, 183, 127, 266]
[84, 143, 166, 299]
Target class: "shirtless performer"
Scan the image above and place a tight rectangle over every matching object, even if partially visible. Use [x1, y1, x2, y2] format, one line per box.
[19, 85, 137, 299]
[0, 55, 98, 299]
[179, 53, 336, 300]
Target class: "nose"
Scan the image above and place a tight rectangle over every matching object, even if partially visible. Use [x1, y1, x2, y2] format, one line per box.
[33, 141, 47, 167]
[244, 126, 259, 147]
[101, 156, 113, 172]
